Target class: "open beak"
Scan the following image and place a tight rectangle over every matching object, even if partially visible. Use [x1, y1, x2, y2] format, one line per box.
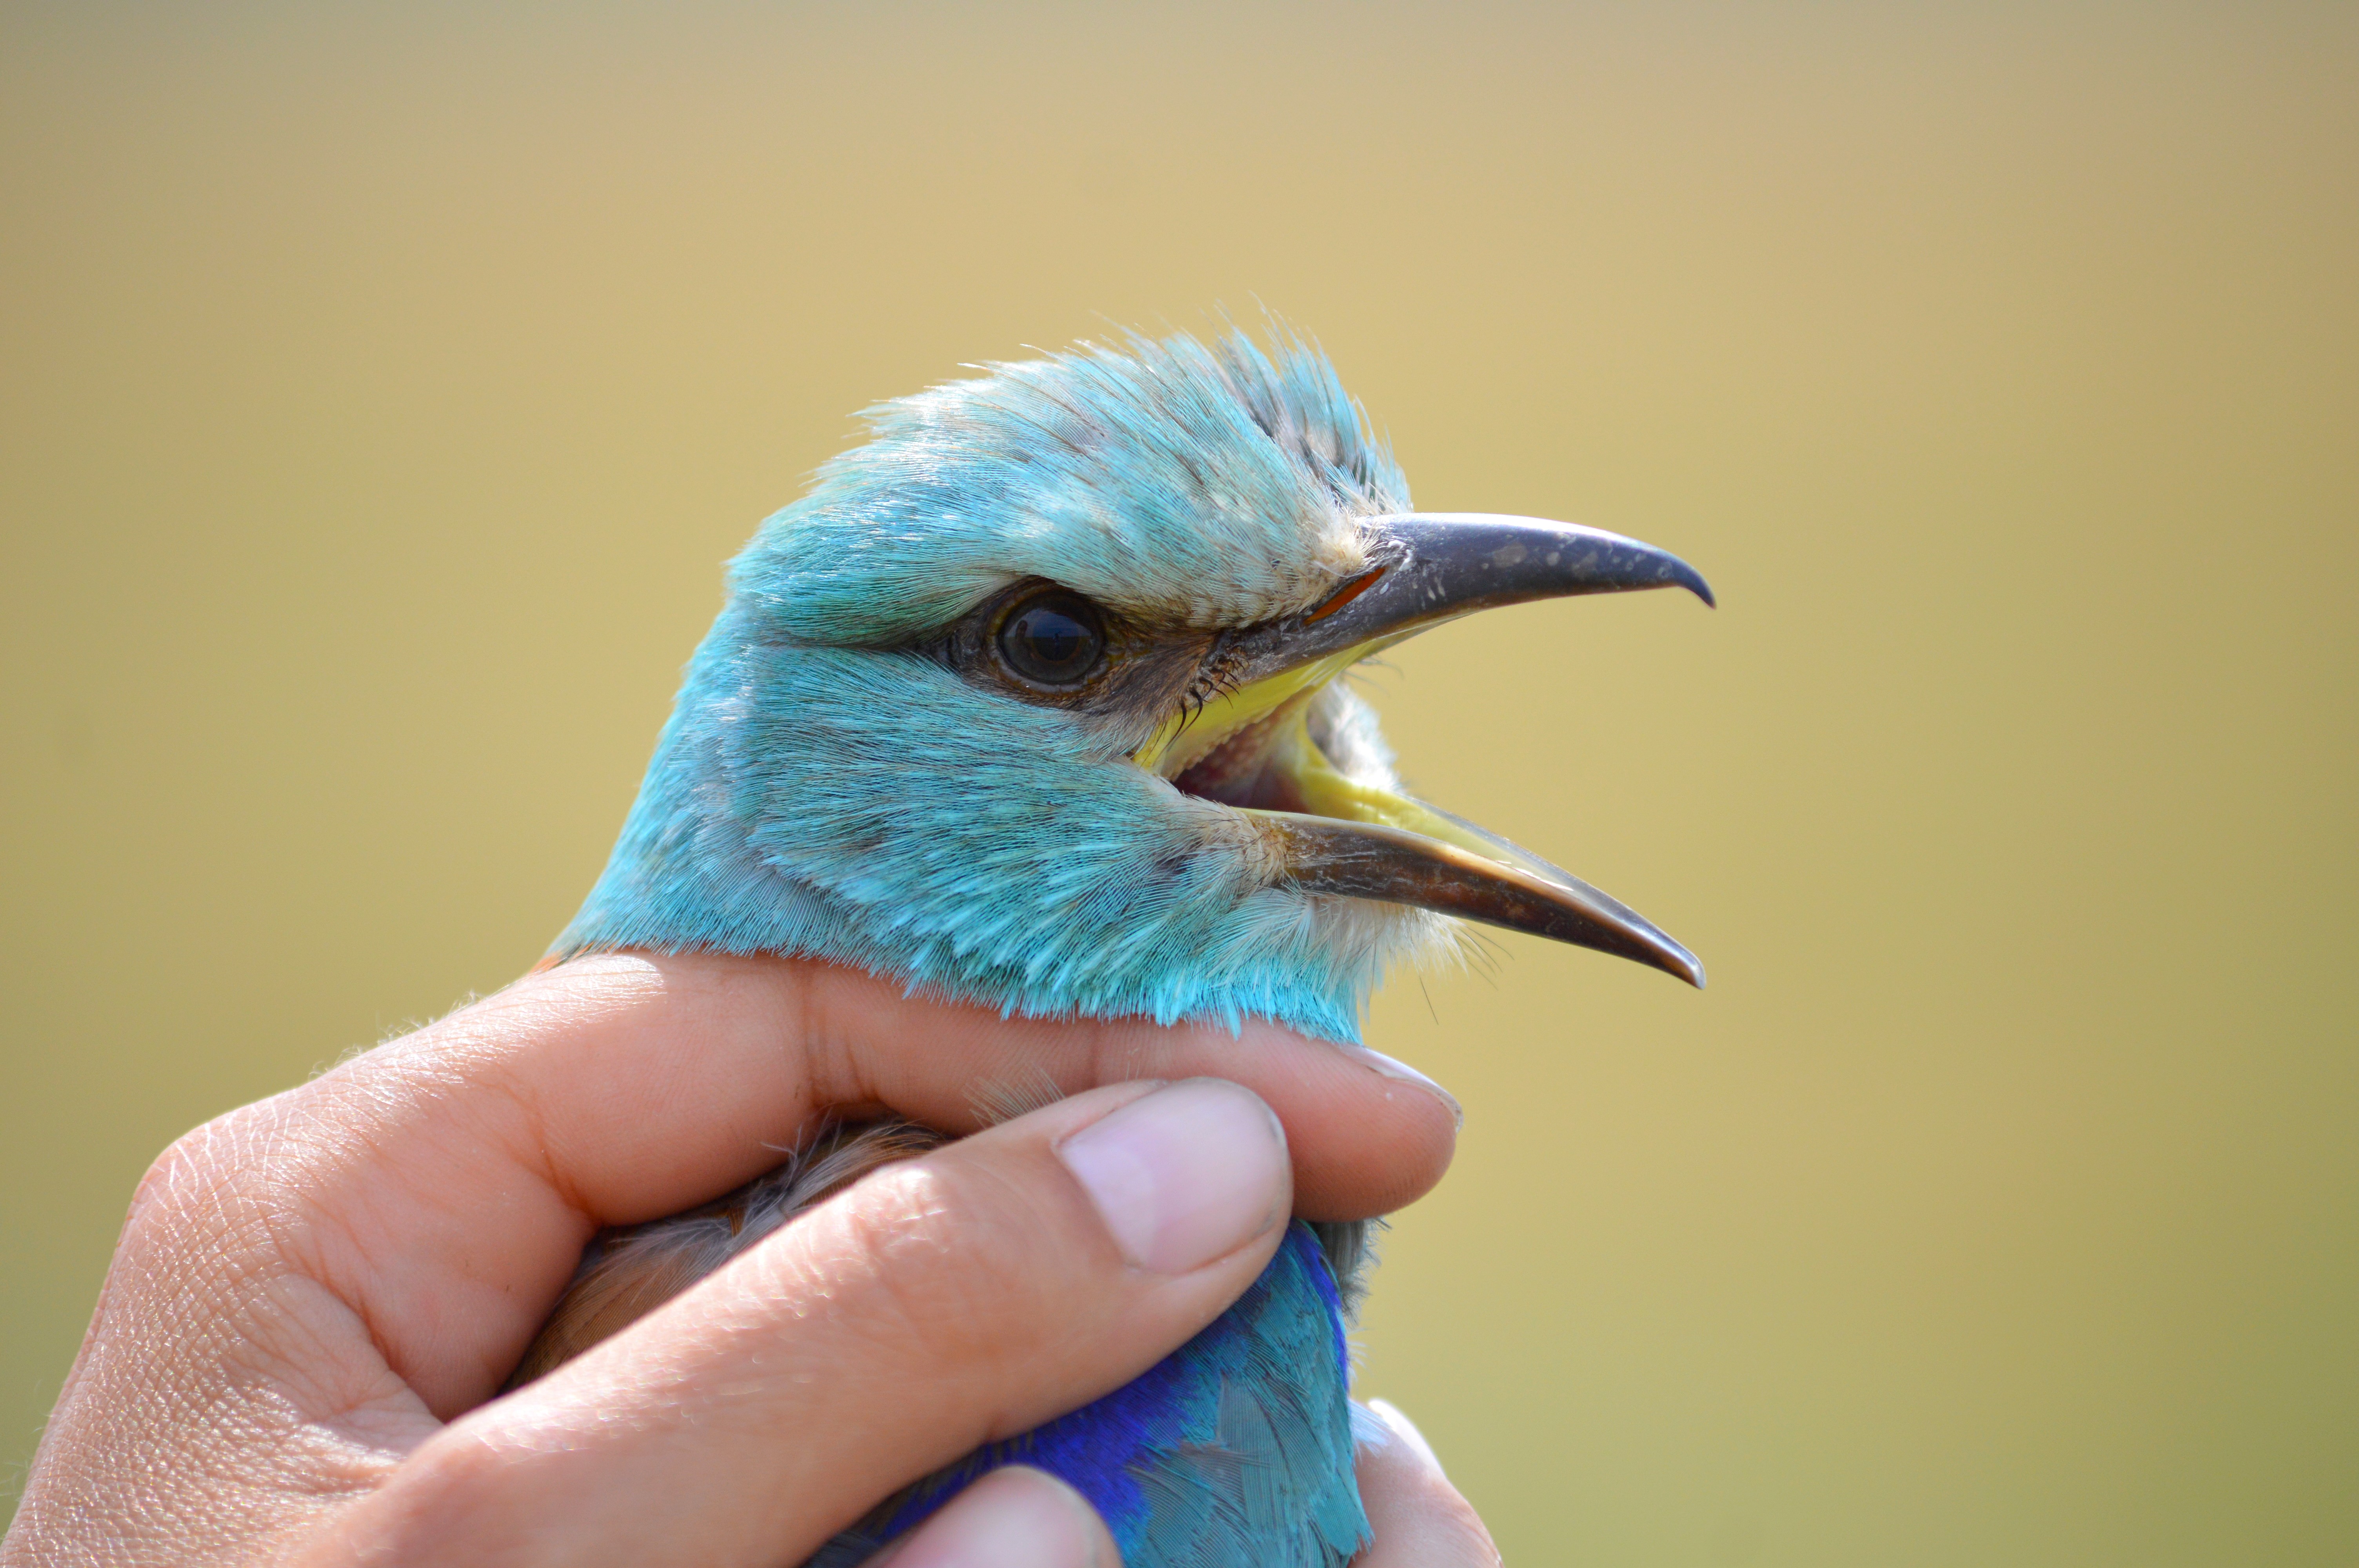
[1137, 513, 1712, 987]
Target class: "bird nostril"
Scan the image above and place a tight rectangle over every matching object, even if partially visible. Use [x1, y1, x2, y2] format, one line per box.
[1303, 566, 1384, 624]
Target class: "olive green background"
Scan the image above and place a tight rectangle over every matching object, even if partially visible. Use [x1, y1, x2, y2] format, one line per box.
[4, 4, 2353, 1561]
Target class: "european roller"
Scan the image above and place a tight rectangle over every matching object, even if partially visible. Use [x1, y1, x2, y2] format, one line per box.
[510, 326, 1711, 1566]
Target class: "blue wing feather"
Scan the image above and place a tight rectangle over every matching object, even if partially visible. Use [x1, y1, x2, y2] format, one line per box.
[802, 1225, 1367, 1568]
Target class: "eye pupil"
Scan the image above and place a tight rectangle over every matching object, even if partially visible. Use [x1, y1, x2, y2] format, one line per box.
[999, 590, 1106, 685]
[1026, 615, 1084, 663]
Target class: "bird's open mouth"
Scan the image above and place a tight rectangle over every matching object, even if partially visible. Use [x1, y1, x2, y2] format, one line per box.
[1136, 513, 1712, 987]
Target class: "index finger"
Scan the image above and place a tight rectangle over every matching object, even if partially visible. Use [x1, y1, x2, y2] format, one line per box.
[265, 948, 1457, 1413]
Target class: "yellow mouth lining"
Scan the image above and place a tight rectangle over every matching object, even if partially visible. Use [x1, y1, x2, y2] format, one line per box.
[1140, 660, 1567, 886]
[1131, 648, 1367, 777]
[1128, 637, 1703, 988]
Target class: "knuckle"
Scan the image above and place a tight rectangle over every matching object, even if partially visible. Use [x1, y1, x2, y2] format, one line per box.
[128, 1108, 259, 1227]
[355, 1425, 526, 1560]
[121, 1094, 330, 1285]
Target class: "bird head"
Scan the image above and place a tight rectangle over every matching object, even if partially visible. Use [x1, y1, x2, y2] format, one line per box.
[557, 327, 1710, 1043]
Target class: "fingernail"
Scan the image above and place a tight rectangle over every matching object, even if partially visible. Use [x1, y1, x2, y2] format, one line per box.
[1339, 1045, 1463, 1129]
[881, 1466, 1109, 1568]
[1367, 1398, 1447, 1478]
[1058, 1079, 1289, 1274]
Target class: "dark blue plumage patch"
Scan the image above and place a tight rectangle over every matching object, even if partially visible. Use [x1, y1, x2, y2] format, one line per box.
[804, 1224, 1368, 1568]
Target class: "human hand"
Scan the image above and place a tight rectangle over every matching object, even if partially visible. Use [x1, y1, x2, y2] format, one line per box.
[3, 952, 1499, 1566]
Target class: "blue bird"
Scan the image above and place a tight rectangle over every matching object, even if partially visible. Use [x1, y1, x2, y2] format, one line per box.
[511, 326, 1711, 1565]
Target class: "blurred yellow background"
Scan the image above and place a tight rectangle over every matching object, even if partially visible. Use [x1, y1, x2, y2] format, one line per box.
[4, 4, 2353, 1561]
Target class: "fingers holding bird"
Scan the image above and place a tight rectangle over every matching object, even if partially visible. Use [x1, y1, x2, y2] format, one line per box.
[861, 1466, 1120, 1568]
[38, 952, 1448, 1567]
[495, 949, 1458, 1227]
[305, 1077, 1296, 1568]
[1350, 1401, 1503, 1568]
[816, 1440, 1501, 1568]
[251, 946, 1455, 1416]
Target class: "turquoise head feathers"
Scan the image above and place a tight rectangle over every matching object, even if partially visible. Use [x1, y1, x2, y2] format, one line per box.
[558, 327, 1713, 1042]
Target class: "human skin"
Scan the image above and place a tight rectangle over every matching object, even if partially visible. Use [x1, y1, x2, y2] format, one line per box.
[2, 952, 1500, 1567]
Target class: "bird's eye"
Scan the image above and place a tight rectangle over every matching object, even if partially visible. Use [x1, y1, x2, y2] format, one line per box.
[996, 588, 1107, 686]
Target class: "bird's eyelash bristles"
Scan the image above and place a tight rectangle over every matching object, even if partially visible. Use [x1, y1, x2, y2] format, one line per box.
[1175, 637, 1249, 728]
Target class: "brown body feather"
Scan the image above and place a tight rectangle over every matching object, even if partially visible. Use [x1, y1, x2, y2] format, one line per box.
[511, 1112, 1378, 1390]
[509, 1120, 949, 1387]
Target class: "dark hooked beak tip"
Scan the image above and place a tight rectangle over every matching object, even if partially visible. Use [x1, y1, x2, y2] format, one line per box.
[1192, 510, 1716, 988]
[1364, 511, 1716, 616]
[1259, 811, 1706, 987]
[1241, 512, 1715, 681]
